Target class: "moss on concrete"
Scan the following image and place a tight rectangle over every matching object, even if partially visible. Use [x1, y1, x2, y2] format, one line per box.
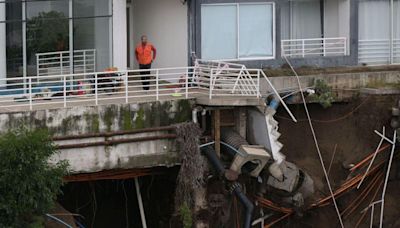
[60, 115, 81, 135]
[134, 108, 145, 129]
[84, 113, 100, 133]
[102, 106, 118, 132]
[174, 99, 192, 123]
[121, 106, 133, 130]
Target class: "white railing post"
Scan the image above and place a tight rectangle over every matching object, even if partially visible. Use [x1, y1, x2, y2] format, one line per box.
[36, 54, 39, 77]
[28, 77, 32, 111]
[257, 70, 260, 98]
[63, 74, 67, 108]
[185, 68, 189, 99]
[209, 69, 213, 99]
[60, 52, 63, 74]
[83, 51, 86, 74]
[156, 69, 159, 101]
[344, 38, 347, 55]
[302, 40, 305, 57]
[323, 39, 326, 56]
[125, 71, 129, 103]
[94, 73, 98, 105]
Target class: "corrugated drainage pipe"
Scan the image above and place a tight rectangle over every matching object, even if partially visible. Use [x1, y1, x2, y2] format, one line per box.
[201, 145, 254, 228]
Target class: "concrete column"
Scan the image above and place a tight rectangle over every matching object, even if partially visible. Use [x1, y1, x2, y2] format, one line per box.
[0, 4, 6, 86]
[112, 0, 127, 70]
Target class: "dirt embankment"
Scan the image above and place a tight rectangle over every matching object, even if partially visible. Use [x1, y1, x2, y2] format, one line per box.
[275, 95, 400, 227]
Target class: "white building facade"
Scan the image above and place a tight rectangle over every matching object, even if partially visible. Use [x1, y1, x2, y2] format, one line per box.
[0, 0, 399, 86]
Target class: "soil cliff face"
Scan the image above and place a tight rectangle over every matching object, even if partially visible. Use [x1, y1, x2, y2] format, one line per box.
[276, 95, 400, 227]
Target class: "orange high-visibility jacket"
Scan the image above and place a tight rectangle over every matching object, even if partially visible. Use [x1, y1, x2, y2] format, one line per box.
[135, 43, 156, 65]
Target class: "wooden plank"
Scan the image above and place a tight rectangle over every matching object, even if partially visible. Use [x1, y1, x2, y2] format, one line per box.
[214, 109, 221, 157]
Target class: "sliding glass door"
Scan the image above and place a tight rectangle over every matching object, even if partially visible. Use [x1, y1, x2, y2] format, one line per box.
[0, 0, 112, 84]
[359, 0, 400, 65]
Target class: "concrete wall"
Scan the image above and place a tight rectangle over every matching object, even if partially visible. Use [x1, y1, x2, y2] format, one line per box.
[0, 99, 193, 136]
[113, 0, 128, 70]
[0, 99, 194, 173]
[191, 0, 359, 68]
[262, 71, 400, 102]
[52, 132, 178, 173]
[131, 0, 188, 68]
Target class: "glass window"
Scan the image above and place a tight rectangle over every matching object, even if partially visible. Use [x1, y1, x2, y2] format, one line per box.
[26, 0, 69, 19]
[239, 4, 273, 58]
[201, 4, 237, 60]
[0, 1, 23, 82]
[26, 0, 69, 75]
[201, 3, 275, 60]
[1, 0, 112, 80]
[73, 0, 110, 17]
[74, 17, 110, 71]
[358, 0, 391, 65]
[394, 0, 400, 63]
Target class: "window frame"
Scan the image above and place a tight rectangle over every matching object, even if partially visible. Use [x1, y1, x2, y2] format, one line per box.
[200, 2, 276, 61]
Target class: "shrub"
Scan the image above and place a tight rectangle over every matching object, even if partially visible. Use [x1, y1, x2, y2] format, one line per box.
[310, 79, 335, 108]
[0, 128, 68, 227]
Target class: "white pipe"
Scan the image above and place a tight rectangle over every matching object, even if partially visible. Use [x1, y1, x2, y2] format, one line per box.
[283, 55, 344, 228]
[135, 177, 148, 228]
[379, 130, 397, 228]
[192, 107, 203, 123]
[357, 127, 385, 189]
[0, 4, 6, 87]
[374, 130, 394, 144]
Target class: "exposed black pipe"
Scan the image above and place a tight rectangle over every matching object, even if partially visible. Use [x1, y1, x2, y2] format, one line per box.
[201, 145, 225, 176]
[200, 145, 254, 228]
[231, 183, 254, 228]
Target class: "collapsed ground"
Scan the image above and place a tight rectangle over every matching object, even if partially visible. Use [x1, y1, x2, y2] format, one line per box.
[57, 94, 400, 227]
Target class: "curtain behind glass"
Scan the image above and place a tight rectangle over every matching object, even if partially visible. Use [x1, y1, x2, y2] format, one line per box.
[359, 0, 390, 40]
[239, 4, 273, 58]
[394, 0, 400, 63]
[280, 1, 291, 40]
[291, 0, 322, 39]
[201, 5, 237, 60]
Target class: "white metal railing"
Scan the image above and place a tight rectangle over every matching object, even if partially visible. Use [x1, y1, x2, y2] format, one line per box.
[281, 37, 347, 58]
[36, 49, 96, 77]
[0, 61, 292, 113]
[194, 59, 260, 98]
[358, 39, 400, 65]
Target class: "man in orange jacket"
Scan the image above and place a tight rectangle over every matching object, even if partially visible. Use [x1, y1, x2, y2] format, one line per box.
[135, 35, 157, 91]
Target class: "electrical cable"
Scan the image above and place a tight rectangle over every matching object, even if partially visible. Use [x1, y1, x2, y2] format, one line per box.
[283, 55, 345, 228]
[275, 95, 370, 123]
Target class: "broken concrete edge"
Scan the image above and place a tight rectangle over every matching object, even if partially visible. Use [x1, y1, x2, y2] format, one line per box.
[0, 99, 195, 137]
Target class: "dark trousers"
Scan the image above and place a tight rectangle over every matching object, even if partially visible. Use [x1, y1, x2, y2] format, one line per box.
[139, 63, 152, 90]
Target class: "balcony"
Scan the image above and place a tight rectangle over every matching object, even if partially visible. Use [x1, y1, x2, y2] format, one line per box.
[281, 37, 347, 58]
[358, 39, 400, 65]
[36, 49, 96, 77]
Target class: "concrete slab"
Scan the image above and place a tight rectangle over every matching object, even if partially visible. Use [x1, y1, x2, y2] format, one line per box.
[196, 96, 262, 106]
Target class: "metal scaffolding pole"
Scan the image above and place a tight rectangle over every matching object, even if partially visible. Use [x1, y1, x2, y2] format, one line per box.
[135, 177, 148, 228]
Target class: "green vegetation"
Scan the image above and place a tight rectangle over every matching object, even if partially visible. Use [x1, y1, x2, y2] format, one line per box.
[310, 79, 335, 108]
[0, 128, 68, 227]
[179, 203, 193, 228]
[134, 108, 145, 129]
